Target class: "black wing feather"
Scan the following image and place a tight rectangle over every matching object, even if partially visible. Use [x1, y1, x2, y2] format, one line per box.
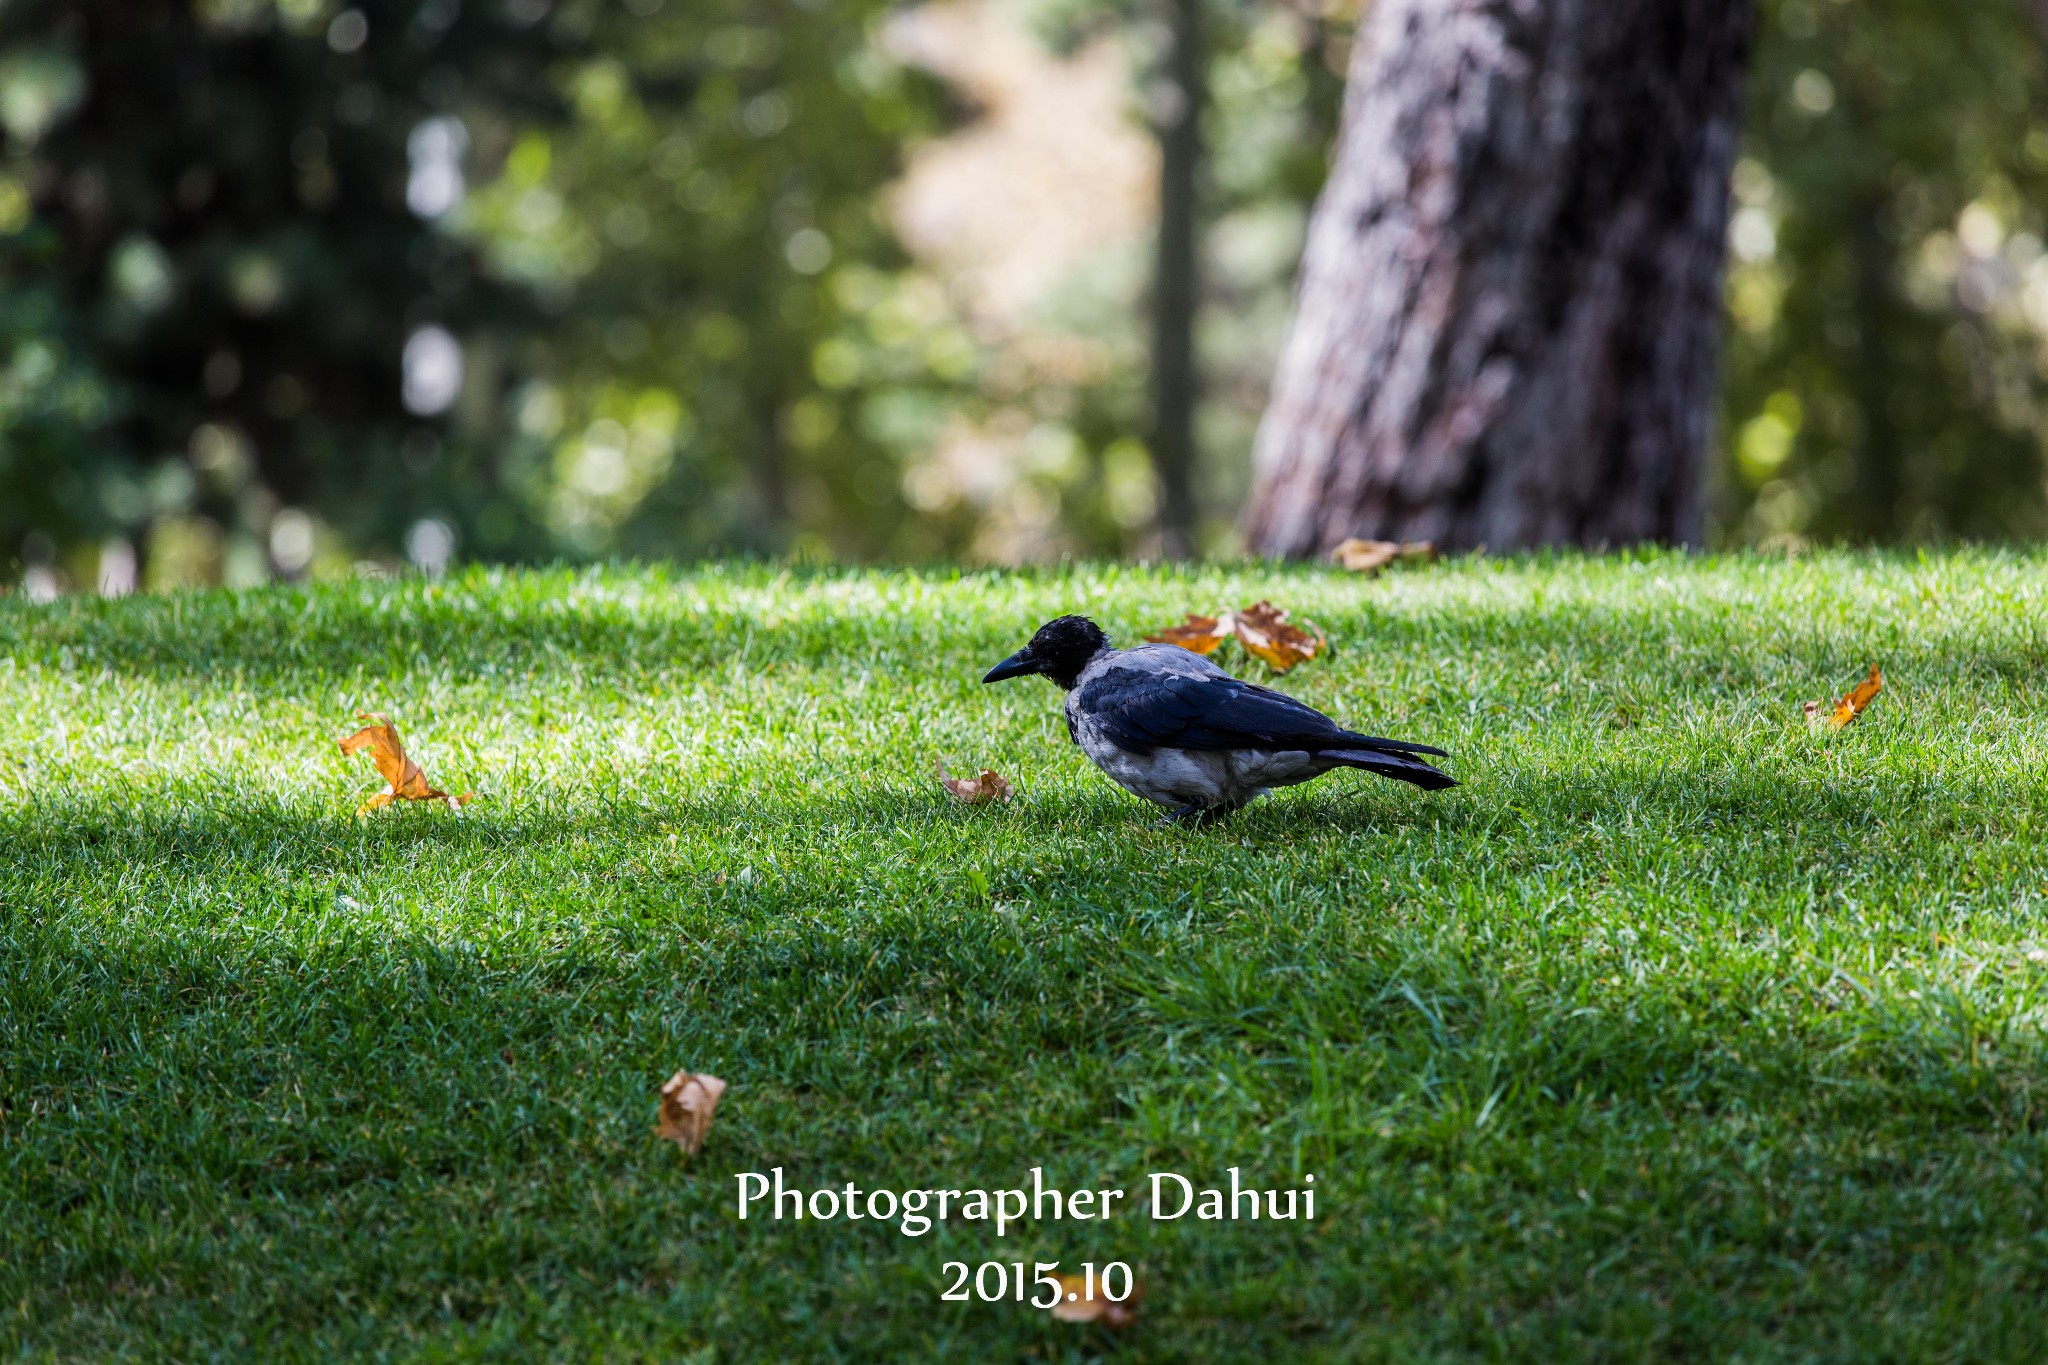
[1081, 666, 1447, 758]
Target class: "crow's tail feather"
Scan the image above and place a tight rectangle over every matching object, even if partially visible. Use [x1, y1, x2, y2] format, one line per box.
[1333, 731, 1448, 758]
[1324, 746, 1457, 791]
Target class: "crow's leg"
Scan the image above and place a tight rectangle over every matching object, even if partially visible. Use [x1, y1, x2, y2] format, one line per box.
[1155, 803, 1236, 829]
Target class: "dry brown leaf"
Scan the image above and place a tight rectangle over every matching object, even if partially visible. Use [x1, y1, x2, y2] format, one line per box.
[1143, 613, 1236, 655]
[1148, 603, 1325, 673]
[655, 1071, 727, 1154]
[1232, 600, 1325, 673]
[1048, 1271, 1142, 1328]
[1332, 538, 1436, 574]
[338, 712, 473, 815]
[1804, 665, 1882, 731]
[1332, 538, 1397, 573]
[935, 758, 1013, 804]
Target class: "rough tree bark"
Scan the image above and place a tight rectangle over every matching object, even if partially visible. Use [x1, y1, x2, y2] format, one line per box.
[1243, 0, 1755, 555]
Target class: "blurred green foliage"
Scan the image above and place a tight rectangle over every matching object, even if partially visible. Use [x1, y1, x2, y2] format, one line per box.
[0, 0, 1358, 581]
[0, 0, 960, 584]
[6, 0, 2048, 587]
[0, 0, 568, 587]
[875, 0, 1352, 561]
[1718, 0, 2048, 544]
[456, 1, 963, 562]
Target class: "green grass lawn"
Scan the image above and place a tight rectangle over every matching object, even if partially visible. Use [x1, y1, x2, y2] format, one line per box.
[6, 552, 2048, 1361]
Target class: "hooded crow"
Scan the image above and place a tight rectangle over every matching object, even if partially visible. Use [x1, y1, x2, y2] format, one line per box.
[983, 615, 1454, 819]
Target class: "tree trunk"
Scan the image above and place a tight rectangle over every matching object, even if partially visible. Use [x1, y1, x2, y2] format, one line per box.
[1244, 0, 1754, 556]
[1149, 0, 1204, 558]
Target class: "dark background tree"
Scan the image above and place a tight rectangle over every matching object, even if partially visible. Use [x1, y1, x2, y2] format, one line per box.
[1245, 0, 1756, 555]
[0, 0, 564, 585]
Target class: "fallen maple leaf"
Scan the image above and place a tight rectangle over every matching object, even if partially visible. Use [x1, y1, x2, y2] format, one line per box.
[935, 758, 1013, 804]
[1332, 538, 1436, 574]
[1048, 1271, 1142, 1328]
[1146, 602, 1325, 673]
[338, 712, 474, 815]
[1143, 613, 1236, 655]
[655, 1071, 727, 1154]
[1232, 600, 1324, 672]
[1804, 665, 1882, 730]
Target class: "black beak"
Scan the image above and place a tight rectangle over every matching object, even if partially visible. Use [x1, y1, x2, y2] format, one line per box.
[981, 648, 1041, 684]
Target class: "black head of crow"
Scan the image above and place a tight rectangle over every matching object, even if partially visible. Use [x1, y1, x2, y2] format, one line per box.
[984, 614, 1454, 820]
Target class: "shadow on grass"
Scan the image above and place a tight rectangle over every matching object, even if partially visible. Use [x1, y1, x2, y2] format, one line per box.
[8, 851, 2048, 1360]
[7, 746, 2045, 900]
[7, 759, 2048, 1358]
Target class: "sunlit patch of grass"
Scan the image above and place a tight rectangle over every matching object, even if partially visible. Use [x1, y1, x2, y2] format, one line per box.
[4, 550, 2048, 1360]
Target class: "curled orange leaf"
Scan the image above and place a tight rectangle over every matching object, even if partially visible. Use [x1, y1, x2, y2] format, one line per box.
[338, 712, 473, 814]
[1804, 665, 1882, 731]
[935, 758, 1013, 804]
